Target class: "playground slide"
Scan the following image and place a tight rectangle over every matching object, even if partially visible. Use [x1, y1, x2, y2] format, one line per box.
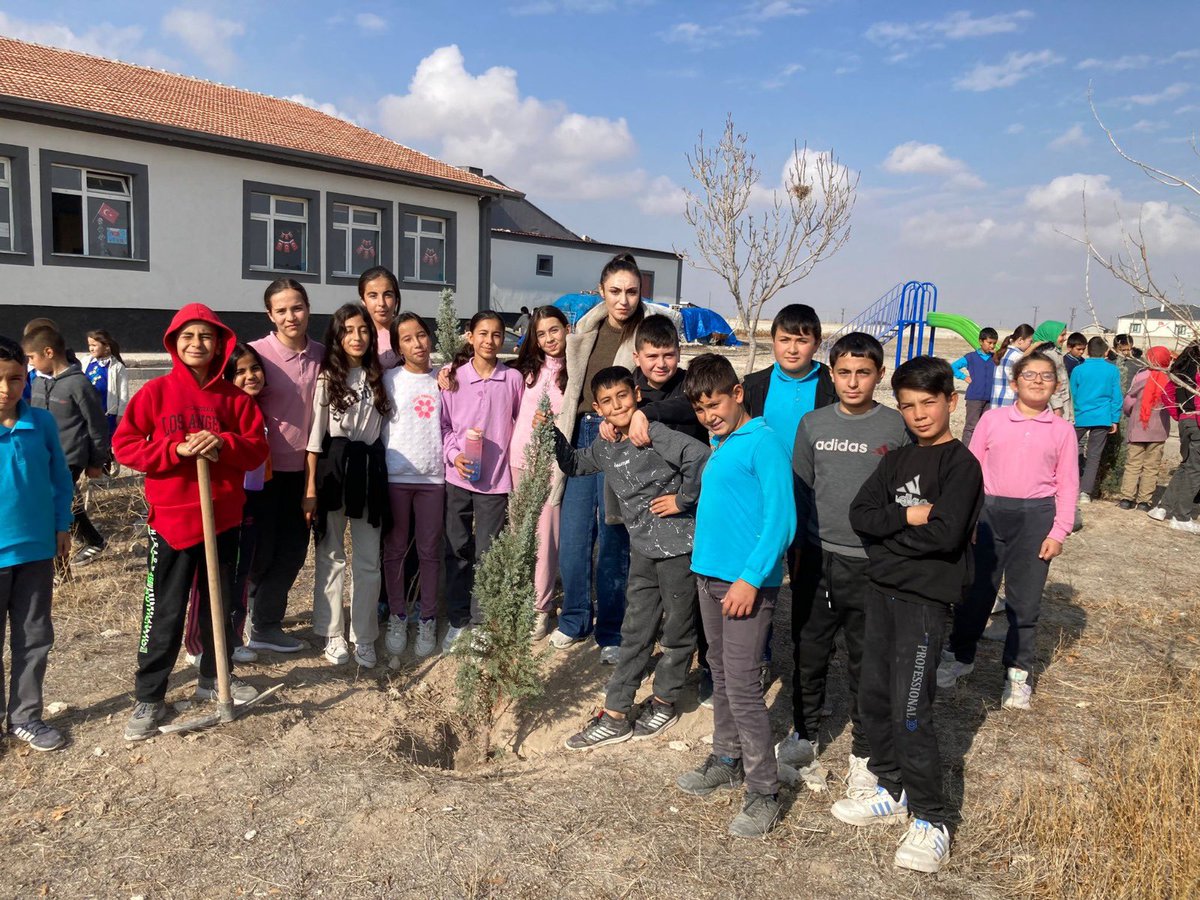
[926, 312, 982, 350]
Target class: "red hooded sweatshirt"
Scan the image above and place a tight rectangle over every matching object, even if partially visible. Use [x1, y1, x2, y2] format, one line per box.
[113, 304, 268, 550]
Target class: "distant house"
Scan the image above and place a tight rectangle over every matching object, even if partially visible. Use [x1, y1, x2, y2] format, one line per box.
[486, 187, 683, 311]
[1116, 303, 1200, 352]
[0, 36, 519, 348]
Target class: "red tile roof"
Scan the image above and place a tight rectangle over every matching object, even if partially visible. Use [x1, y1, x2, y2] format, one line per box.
[0, 36, 514, 196]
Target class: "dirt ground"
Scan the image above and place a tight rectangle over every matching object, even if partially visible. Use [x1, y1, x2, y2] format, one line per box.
[3, 342, 1198, 899]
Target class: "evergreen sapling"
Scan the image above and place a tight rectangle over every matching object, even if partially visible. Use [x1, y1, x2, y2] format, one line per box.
[435, 287, 464, 364]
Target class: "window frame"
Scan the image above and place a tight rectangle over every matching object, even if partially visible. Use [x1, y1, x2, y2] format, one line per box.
[1176, 323, 1189, 337]
[0, 145, 32, 265]
[535, 253, 554, 277]
[640, 270, 656, 300]
[38, 149, 149, 271]
[241, 180, 321, 284]
[325, 192, 393, 286]
[398, 202, 457, 293]
[1128, 322, 1142, 334]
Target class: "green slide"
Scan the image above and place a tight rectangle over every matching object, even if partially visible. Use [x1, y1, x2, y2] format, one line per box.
[926, 312, 983, 349]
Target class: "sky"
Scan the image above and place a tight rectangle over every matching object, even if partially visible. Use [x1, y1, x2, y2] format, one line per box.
[4, 1, 1200, 330]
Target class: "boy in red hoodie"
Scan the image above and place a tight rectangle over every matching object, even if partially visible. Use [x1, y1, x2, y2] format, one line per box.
[113, 304, 269, 741]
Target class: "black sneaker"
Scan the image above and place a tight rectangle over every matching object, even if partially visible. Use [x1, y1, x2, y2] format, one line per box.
[676, 753, 745, 796]
[1118, 499, 1134, 510]
[123, 701, 166, 741]
[1136, 502, 1153, 512]
[729, 791, 781, 837]
[71, 545, 104, 568]
[564, 711, 633, 751]
[632, 698, 679, 740]
[195, 677, 260, 704]
[9, 720, 65, 752]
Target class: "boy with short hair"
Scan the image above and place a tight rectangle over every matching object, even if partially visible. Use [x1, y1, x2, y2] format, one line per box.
[675, 354, 795, 838]
[629, 315, 708, 442]
[838, 356, 983, 874]
[114, 304, 269, 741]
[559, 366, 709, 748]
[1069, 337, 1122, 502]
[23, 326, 110, 568]
[950, 327, 998, 447]
[1064, 332, 1087, 375]
[0, 335, 74, 752]
[776, 333, 911, 796]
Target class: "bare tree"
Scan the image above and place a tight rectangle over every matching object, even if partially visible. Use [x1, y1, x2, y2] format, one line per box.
[683, 115, 857, 373]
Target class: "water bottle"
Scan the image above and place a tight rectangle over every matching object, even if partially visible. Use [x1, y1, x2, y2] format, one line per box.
[463, 427, 484, 483]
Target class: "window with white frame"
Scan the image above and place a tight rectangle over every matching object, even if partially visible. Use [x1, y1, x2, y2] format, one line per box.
[1177, 323, 1190, 337]
[49, 164, 133, 258]
[331, 203, 381, 277]
[1129, 322, 1143, 334]
[249, 192, 309, 272]
[0, 157, 12, 252]
[402, 213, 446, 282]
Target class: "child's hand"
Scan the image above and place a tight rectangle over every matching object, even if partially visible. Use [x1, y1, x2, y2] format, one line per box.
[302, 495, 317, 526]
[650, 494, 681, 517]
[1109, 423, 1118, 434]
[453, 453, 475, 480]
[1038, 537, 1063, 561]
[178, 430, 223, 461]
[55, 531, 71, 559]
[598, 420, 619, 443]
[722, 580, 758, 619]
[626, 410, 652, 447]
[533, 410, 550, 428]
[963, 374, 971, 384]
[905, 504, 933, 526]
[437, 366, 454, 392]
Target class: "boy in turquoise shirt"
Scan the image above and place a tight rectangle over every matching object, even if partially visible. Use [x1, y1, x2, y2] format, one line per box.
[0, 335, 74, 752]
[1069, 336, 1123, 500]
[674, 354, 795, 838]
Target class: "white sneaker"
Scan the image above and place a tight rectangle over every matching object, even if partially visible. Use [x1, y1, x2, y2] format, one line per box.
[548, 628, 582, 650]
[415, 619, 437, 657]
[1078, 492, 1091, 504]
[385, 615, 408, 656]
[831, 784, 908, 827]
[323, 634, 350, 666]
[354, 642, 377, 668]
[894, 819, 951, 873]
[937, 653, 974, 690]
[1147, 506, 1168, 522]
[1169, 517, 1200, 535]
[775, 732, 817, 768]
[442, 625, 466, 655]
[1002, 667, 1032, 710]
[847, 754, 877, 794]
[232, 645, 258, 664]
[599, 645, 620, 665]
[531, 611, 550, 642]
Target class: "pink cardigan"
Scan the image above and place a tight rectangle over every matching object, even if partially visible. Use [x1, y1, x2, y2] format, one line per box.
[509, 356, 565, 470]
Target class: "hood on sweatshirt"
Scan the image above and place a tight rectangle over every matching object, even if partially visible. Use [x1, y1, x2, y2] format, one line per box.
[165, 303, 236, 389]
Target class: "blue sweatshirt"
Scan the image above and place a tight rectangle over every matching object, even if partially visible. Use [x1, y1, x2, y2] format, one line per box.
[0, 400, 74, 567]
[1070, 358, 1123, 427]
[762, 361, 823, 453]
[951, 350, 995, 402]
[692, 418, 796, 588]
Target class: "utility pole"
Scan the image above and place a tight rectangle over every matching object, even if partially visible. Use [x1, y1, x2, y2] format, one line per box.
[840, 306, 845, 325]
[1032, 304, 1039, 324]
[1069, 306, 1076, 329]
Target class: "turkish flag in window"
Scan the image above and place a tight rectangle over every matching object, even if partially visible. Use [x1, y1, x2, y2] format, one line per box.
[96, 202, 120, 225]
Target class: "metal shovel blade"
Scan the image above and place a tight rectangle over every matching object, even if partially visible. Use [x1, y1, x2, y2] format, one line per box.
[158, 684, 284, 735]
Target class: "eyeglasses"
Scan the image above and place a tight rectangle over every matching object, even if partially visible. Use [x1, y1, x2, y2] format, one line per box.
[1018, 371, 1057, 383]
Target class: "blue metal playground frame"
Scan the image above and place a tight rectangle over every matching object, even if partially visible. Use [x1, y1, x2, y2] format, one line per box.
[819, 281, 938, 368]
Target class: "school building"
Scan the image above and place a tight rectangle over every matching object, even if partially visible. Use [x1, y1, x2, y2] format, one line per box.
[0, 36, 526, 349]
[1116, 303, 1200, 353]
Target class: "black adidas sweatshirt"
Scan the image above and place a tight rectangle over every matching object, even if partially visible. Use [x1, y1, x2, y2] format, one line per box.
[849, 439, 983, 607]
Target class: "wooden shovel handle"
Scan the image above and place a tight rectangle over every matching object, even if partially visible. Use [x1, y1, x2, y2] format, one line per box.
[196, 456, 234, 721]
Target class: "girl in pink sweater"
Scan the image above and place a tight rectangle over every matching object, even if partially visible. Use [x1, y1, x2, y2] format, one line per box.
[939, 351, 1079, 710]
[509, 307, 569, 640]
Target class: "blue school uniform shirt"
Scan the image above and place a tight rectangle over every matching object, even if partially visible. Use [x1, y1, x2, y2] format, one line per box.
[1069, 358, 1123, 427]
[0, 400, 75, 567]
[691, 418, 796, 588]
[951, 350, 995, 402]
[762, 361, 824, 452]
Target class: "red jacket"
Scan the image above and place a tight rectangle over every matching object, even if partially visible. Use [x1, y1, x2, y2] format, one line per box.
[113, 304, 268, 550]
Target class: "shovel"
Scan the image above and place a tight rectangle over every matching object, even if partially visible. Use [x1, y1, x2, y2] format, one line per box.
[160, 455, 281, 735]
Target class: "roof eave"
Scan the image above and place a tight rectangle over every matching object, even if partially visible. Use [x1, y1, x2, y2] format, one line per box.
[0, 95, 524, 200]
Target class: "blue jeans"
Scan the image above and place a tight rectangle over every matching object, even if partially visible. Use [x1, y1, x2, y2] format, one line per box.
[557, 414, 630, 646]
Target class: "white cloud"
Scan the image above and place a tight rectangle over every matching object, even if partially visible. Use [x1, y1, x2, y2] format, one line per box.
[1077, 49, 1199, 71]
[899, 210, 1025, 248]
[638, 176, 686, 216]
[508, 0, 620, 13]
[750, 1, 809, 20]
[1006, 123, 1025, 134]
[761, 62, 804, 90]
[354, 12, 388, 32]
[1123, 82, 1191, 106]
[376, 44, 682, 209]
[160, 8, 244, 72]
[954, 49, 1064, 91]
[283, 94, 357, 124]
[1128, 119, 1169, 133]
[661, 21, 722, 49]
[1048, 123, 1089, 151]
[866, 10, 1033, 48]
[0, 11, 177, 68]
[882, 141, 984, 189]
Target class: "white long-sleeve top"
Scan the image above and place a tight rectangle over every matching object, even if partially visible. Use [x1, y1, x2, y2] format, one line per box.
[382, 367, 443, 484]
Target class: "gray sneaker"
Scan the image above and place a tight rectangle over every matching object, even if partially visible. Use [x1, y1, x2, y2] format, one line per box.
[632, 698, 679, 740]
[564, 711, 633, 751]
[9, 720, 65, 752]
[123, 701, 166, 741]
[729, 791, 781, 838]
[247, 626, 306, 653]
[195, 677, 260, 704]
[676, 753, 745, 796]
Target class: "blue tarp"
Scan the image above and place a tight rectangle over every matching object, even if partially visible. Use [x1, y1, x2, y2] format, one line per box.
[552, 293, 601, 325]
[552, 295, 741, 346]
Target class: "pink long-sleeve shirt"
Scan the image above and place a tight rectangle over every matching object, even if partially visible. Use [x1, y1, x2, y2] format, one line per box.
[508, 356, 565, 471]
[440, 358, 524, 494]
[968, 404, 1079, 543]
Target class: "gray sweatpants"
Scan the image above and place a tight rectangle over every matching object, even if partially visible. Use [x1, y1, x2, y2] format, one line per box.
[699, 576, 779, 796]
[605, 551, 696, 715]
[0, 558, 54, 728]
